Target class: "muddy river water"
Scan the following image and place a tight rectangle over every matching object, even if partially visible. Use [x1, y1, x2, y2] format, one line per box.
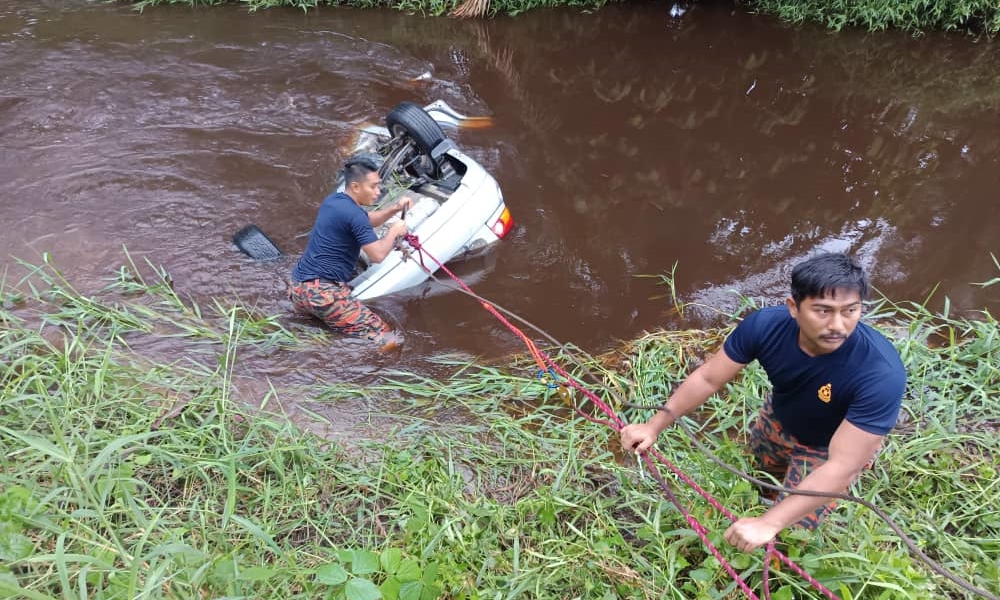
[2, 0, 998, 435]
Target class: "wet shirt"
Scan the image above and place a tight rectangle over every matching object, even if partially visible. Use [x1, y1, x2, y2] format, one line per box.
[723, 305, 906, 447]
[291, 192, 377, 284]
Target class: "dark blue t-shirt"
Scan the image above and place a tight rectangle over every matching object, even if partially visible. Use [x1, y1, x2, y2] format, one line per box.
[291, 192, 378, 284]
[723, 305, 906, 447]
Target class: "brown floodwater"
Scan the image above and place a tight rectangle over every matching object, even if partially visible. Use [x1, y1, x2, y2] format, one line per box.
[2, 0, 999, 435]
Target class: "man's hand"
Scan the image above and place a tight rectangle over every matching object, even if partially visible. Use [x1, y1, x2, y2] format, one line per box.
[620, 422, 661, 453]
[396, 196, 413, 214]
[724, 516, 781, 552]
[390, 219, 408, 239]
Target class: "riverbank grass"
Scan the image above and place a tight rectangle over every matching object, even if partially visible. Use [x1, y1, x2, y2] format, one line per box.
[121, 0, 1000, 33]
[1, 255, 998, 599]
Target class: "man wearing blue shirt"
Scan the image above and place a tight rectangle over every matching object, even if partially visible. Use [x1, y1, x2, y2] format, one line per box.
[620, 252, 906, 551]
[288, 156, 411, 351]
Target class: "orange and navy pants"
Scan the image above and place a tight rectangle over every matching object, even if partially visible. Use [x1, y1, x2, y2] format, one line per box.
[748, 395, 848, 530]
[287, 279, 392, 345]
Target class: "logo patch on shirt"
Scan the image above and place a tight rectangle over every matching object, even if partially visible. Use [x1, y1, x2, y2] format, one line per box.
[818, 383, 832, 403]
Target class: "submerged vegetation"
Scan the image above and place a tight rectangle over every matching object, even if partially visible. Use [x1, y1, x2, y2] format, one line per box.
[1, 253, 999, 599]
[119, 0, 1000, 34]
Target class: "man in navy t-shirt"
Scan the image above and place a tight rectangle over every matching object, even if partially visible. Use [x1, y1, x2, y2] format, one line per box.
[287, 156, 411, 351]
[620, 252, 906, 552]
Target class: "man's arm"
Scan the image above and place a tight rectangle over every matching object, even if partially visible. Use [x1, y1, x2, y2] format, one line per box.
[369, 197, 412, 228]
[723, 420, 884, 552]
[362, 220, 408, 263]
[620, 350, 746, 452]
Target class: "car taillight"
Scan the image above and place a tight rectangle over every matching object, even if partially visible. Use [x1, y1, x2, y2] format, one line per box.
[490, 207, 514, 238]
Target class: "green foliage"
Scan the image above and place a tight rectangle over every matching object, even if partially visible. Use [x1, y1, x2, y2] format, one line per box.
[0, 486, 36, 563]
[1, 253, 999, 599]
[113, 0, 1000, 31]
[118, 0, 614, 18]
[747, 0, 1000, 34]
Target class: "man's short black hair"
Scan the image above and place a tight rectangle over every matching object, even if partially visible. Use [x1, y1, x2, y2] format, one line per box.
[790, 252, 869, 305]
[343, 155, 379, 187]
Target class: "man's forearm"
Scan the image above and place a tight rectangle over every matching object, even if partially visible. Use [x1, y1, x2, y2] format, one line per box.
[759, 463, 855, 530]
[369, 206, 398, 227]
[366, 233, 401, 263]
[653, 373, 722, 432]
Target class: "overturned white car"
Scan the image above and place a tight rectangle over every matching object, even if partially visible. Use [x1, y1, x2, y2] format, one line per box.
[234, 101, 513, 300]
[347, 100, 513, 300]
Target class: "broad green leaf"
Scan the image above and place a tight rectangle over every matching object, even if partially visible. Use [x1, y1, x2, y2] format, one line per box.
[380, 547, 402, 572]
[399, 580, 424, 600]
[380, 575, 401, 600]
[345, 577, 382, 600]
[351, 550, 380, 575]
[770, 587, 794, 600]
[316, 564, 349, 586]
[728, 553, 751, 570]
[688, 568, 712, 583]
[420, 582, 442, 600]
[421, 562, 439, 585]
[394, 559, 421, 582]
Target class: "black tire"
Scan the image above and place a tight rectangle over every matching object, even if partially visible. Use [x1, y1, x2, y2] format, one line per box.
[385, 102, 446, 156]
[233, 224, 282, 261]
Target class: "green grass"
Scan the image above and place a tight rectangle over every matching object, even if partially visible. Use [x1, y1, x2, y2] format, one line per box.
[747, 0, 1000, 35]
[114, 0, 1000, 33]
[1, 253, 998, 599]
[119, 0, 617, 18]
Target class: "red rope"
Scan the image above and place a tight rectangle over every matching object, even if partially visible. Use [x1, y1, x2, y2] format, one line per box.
[402, 234, 549, 374]
[402, 234, 840, 600]
[763, 544, 775, 600]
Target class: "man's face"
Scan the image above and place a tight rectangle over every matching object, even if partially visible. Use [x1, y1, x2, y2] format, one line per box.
[786, 289, 862, 356]
[350, 171, 382, 206]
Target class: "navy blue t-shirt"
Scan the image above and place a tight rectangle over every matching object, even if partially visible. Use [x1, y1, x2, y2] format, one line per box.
[723, 305, 906, 447]
[291, 192, 378, 284]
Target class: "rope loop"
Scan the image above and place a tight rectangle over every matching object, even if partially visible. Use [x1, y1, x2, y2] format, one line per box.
[537, 367, 560, 389]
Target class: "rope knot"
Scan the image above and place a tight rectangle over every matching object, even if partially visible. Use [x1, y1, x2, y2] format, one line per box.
[401, 233, 427, 270]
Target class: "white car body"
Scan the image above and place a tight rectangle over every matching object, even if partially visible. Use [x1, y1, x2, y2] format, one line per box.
[346, 101, 512, 300]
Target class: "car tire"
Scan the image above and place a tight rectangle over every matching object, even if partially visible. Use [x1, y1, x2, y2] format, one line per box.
[233, 224, 282, 261]
[386, 102, 446, 156]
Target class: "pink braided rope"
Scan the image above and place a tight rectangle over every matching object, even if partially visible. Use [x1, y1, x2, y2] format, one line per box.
[773, 547, 840, 599]
[639, 451, 760, 599]
[405, 236, 840, 600]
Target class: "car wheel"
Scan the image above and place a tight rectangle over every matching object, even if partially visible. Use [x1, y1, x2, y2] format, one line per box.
[232, 224, 282, 261]
[386, 102, 447, 157]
